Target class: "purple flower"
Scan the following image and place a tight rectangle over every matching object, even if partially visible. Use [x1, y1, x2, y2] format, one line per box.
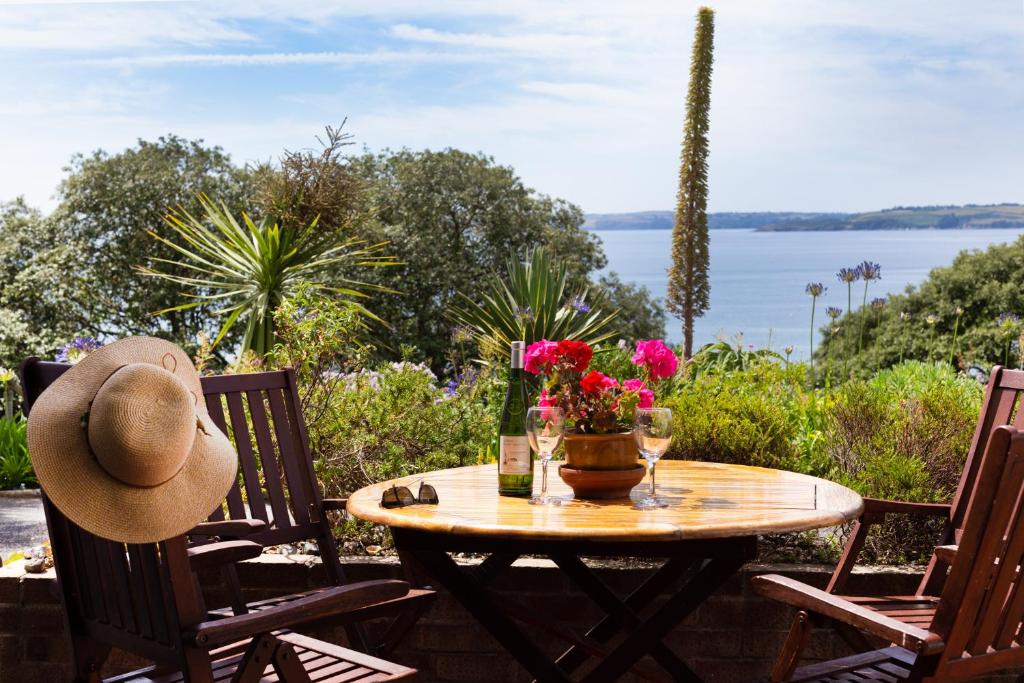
[837, 267, 860, 284]
[871, 297, 886, 309]
[805, 282, 826, 297]
[570, 295, 591, 314]
[56, 336, 103, 364]
[859, 261, 882, 281]
[826, 306, 843, 320]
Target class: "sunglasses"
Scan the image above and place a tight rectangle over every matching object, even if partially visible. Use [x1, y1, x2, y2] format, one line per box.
[380, 481, 439, 509]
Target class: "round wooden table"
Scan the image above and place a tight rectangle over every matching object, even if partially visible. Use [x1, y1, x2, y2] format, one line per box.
[348, 460, 863, 682]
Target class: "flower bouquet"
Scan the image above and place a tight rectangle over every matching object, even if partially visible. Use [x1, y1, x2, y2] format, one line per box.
[524, 338, 678, 497]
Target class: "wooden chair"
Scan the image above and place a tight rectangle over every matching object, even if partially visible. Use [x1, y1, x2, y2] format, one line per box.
[20, 360, 417, 682]
[821, 365, 1024, 642]
[754, 424, 1024, 681]
[21, 360, 435, 657]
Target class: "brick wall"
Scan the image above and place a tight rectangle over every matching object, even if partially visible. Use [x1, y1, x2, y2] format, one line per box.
[0, 555, 1016, 682]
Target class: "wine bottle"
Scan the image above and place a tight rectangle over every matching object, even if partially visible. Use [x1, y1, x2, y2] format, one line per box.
[497, 341, 533, 496]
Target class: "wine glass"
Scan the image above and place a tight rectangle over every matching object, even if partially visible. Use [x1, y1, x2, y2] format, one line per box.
[527, 406, 565, 506]
[633, 407, 673, 510]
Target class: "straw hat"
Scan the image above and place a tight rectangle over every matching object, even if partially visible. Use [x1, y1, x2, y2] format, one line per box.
[27, 337, 238, 544]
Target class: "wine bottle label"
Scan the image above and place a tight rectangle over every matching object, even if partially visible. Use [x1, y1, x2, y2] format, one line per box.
[499, 436, 530, 474]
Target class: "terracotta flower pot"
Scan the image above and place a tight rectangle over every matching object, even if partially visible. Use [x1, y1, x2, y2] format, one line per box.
[562, 432, 639, 471]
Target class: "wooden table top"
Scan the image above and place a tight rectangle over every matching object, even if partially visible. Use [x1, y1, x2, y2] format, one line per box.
[346, 461, 863, 542]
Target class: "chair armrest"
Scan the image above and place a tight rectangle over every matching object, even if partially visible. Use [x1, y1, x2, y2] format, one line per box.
[862, 498, 951, 518]
[934, 544, 959, 565]
[189, 579, 410, 647]
[322, 498, 348, 512]
[187, 540, 263, 572]
[190, 519, 267, 539]
[752, 574, 944, 655]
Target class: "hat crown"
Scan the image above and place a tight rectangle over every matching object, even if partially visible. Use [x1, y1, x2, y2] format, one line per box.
[87, 364, 197, 488]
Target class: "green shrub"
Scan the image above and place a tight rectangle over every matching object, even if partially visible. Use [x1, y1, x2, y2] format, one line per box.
[0, 416, 34, 490]
[826, 361, 982, 562]
[662, 359, 810, 471]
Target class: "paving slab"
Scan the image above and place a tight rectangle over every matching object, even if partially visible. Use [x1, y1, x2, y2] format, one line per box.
[0, 491, 48, 561]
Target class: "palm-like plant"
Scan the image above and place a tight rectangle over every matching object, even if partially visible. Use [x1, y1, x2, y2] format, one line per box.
[140, 194, 395, 356]
[450, 248, 619, 361]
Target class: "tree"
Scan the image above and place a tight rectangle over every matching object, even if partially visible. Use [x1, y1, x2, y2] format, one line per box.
[0, 198, 87, 367]
[46, 136, 253, 349]
[592, 273, 666, 342]
[666, 7, 715, 359]
[141, 194, 394, 356]
[347, 149, 608, 365]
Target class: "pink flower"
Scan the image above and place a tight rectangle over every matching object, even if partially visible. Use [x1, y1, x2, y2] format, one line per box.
[538, 388, 558, 407]
[623, 378, 655, 409]
[580, 371, 618, 394]
[524, 339, 559, 375]
[631, 339, 678, 380]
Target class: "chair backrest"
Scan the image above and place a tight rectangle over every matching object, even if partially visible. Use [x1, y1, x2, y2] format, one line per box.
[950, 366, 1024, 535]
[22, 361, 345, 581]
[20, 358, 205, 674]
[929, 424, 1024, 678]
[198, 370, 343, 578]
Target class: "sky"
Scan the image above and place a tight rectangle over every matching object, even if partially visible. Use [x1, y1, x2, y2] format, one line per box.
[1, 0, 1023, 215]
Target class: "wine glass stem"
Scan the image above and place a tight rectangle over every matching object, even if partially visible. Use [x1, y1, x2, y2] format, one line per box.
[541, 457, 549, 500]
[648, 459, 657, 499]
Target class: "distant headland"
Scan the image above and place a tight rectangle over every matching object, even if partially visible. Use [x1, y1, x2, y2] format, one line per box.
[584, 203, 1024, 232]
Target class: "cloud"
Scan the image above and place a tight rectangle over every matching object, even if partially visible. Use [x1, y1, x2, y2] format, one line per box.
[85, 49, 489, 68]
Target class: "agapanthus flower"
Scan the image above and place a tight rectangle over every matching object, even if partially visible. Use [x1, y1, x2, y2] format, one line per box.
[826, 306, 843, 320]
[871, 297, 886, 309]
[569, 295, 591, 314]
[954, 306, 964, 316]
[524, 339, 559, 375]
[556, 340, 594, 372]
[631, 339, 678, 380]
[997, 313, 1021, 329]
[450, 324, 475, 344]
[805, 282, 826, 297]
[515, 306, 535, 324]
[926, 314, 940, 326]
[56, 336, 103, 364]
[580, 370, 618, 394]
[837, 267, 861, 284]
[900, 311, 912, 321]
[859, 261, 882, 281]
[622, 378, 654, 409]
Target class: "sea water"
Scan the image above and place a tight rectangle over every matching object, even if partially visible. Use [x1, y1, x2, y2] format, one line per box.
[595, 228, 1024, 359]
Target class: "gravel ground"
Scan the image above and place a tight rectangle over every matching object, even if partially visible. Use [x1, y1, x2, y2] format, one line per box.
[0, 493, 48, 561]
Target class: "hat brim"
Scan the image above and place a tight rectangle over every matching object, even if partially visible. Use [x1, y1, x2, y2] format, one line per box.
[27, 337, 238, 544]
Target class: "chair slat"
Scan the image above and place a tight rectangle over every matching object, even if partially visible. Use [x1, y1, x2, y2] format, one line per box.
[225, 391, 269, 523]
[267, 388, 311, 525]
[139, 544, 172, 645]
[967, 487, 1024, 652]
[78, 531, 110, 624]
[107, 541, 137, 633]
[127, 544, 155, 639]
[206, 393, 246, 519]
[246, 390, 292, 528]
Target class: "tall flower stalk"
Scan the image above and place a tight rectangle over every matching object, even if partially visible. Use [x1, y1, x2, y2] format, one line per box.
[898, 311, 911, 363]
[837, 267, 860, 320]
[949, 306, 964, 366]
[998, 313, 1021, 367]
[805, 282, 826, 378]
[925, 314, 939, 363]
[826, 306, 842, 385]
[857, 261, 881, 355]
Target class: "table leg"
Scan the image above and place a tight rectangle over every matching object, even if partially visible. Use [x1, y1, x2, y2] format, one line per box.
[554, 555, 698, 677]
[411, 547, 573, 683]
[551, 554, 697, 680]
[580, 539, 756, 683]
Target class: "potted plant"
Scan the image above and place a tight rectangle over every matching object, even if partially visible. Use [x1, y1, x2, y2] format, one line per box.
[524, 339, 678, 498]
